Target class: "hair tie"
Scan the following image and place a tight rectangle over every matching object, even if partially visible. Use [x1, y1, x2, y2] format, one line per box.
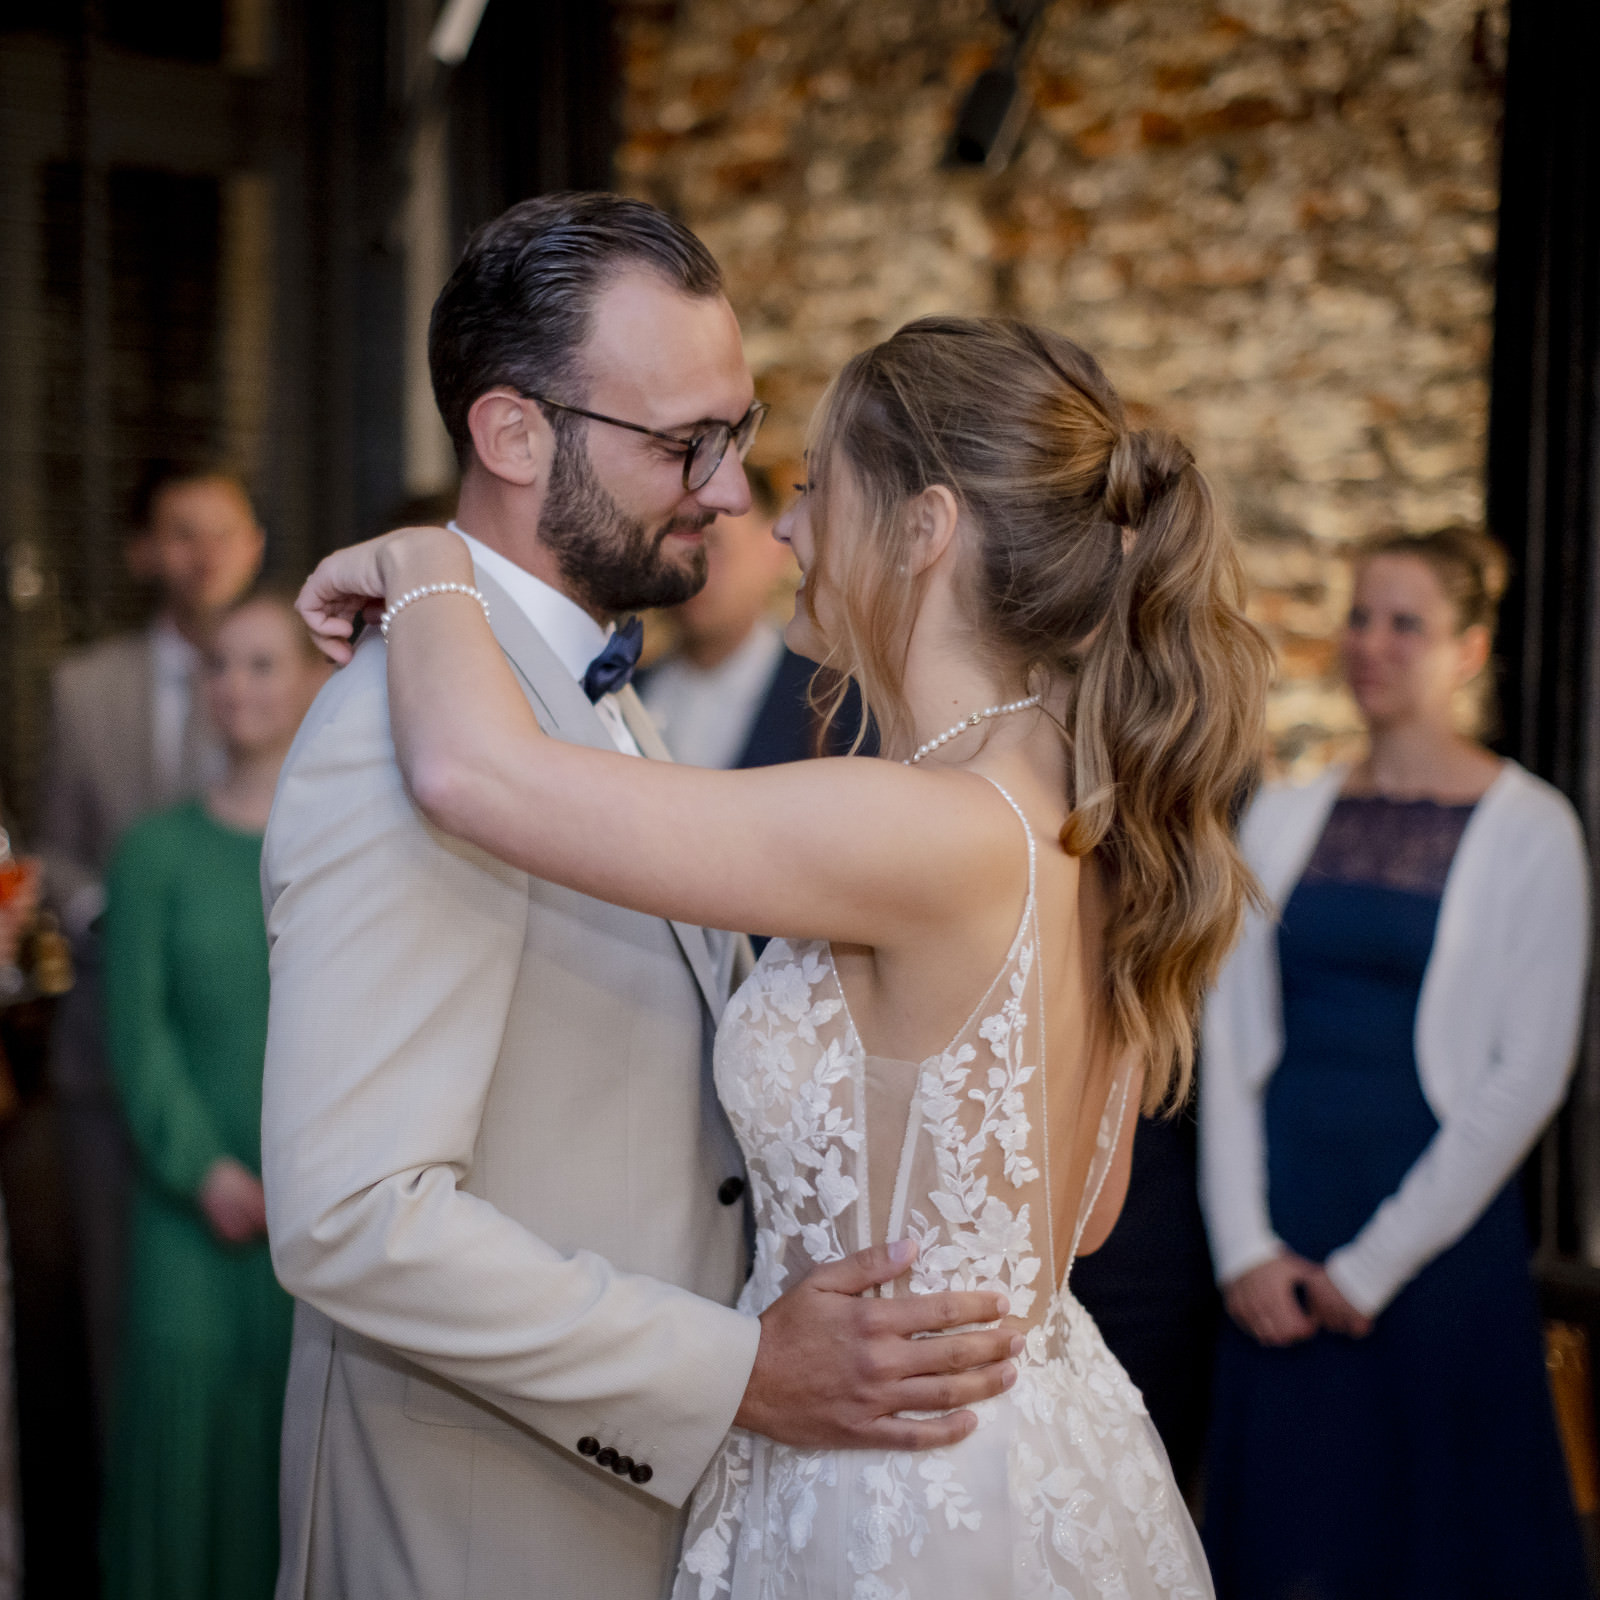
[1102, 428, 1193, 530]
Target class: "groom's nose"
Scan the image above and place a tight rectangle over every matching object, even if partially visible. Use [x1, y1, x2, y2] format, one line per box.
[693, 444, 754, 519]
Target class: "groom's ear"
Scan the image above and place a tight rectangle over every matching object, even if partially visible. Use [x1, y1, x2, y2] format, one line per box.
[465, 388, 556, 489]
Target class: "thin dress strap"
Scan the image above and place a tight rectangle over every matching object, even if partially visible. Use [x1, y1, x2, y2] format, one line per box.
[973, 776, 1038, 912]
[1067, 1063, 1134, 1280]
[864, 774, 1049, 1289]
[975, 776, 1134, 1291]
[973, 775, 1051, 1278]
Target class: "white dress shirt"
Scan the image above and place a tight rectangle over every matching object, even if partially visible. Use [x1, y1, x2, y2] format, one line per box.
[639, 621, 785, 770]
[150, 617, 199, 792]
[452, 524, 640, 757]
[150, 615, 225, 794]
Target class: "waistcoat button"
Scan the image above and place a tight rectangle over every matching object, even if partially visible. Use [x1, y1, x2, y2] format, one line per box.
[717, 1176, 746, 1206]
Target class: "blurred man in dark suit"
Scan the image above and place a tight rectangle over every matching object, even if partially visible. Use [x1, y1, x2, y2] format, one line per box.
[640, 465, 862, 770]
[36, 460, 264, 1433]
[1071, 1106, 1219, 1497]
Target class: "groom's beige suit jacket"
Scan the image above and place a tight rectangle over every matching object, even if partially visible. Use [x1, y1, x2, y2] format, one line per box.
[261, 566, 760, 1600]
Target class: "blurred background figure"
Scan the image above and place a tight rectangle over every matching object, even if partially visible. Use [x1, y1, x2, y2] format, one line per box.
[1201, 528, 1590, 1598]
[1, 791, 89, 1597]
[99, 588, 327, 1600]
[639, 465, 875, 950]
[0, 808, 34, 1600]
[1069, 1107, 1218, 1499]
[380, 490, 460, 538]
[36, 463, 264, 1436]
[0, 821, 42, 1052]
[639, 465, 850, 770]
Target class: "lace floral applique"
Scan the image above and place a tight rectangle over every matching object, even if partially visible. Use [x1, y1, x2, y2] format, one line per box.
[763, 1450, 838, 1587]
[1006, 1316, 1206, 1599]
[920, 1454, 982, 1532]
[716, 939, 860, 1307]
[1011, 1440, 1129, 1597]
[909, 939, 1043, 1320]
[850, 1454, 926, 1588]
[1302, 794, 1475, 897]
[679, 1435, 752, 1600]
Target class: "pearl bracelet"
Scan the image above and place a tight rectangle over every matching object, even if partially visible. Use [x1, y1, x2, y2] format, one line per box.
[379, 582, 491, 640]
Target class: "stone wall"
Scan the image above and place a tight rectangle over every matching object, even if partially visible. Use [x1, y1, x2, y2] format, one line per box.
[616, 0, 1508, 770]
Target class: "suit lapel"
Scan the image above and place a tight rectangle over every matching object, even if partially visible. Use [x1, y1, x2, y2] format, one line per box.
[612, 682, 668, 760]
[614, 686, 726, 1020]
[471, 567, 726, 1021]
[736, 647, 810, 770]
[472, 568, 611, 750]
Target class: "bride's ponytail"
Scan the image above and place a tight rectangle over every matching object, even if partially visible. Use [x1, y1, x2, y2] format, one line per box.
[807, 318, 1272, 1109]
[1064, 427, 1271, 1107]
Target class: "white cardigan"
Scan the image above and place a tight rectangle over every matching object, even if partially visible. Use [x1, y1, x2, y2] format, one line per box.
[1200, 760, 1590, 1317]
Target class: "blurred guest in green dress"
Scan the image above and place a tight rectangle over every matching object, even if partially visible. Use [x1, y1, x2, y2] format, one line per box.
[100, 589, 328, 1600]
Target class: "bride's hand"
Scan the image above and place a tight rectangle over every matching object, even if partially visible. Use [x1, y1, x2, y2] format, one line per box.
[296, 526, 474, 664]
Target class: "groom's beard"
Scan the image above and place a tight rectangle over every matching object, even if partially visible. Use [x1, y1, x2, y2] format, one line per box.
[540, 432, 712, 615]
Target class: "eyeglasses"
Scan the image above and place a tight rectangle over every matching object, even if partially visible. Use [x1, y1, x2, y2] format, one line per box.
[525, 394, 769, 493]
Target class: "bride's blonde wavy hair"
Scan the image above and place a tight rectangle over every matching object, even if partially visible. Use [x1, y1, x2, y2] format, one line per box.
[804, 316, 1272, 1111]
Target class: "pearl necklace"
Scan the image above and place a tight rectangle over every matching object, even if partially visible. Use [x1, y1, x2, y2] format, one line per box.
[903, 695, 1042, 766]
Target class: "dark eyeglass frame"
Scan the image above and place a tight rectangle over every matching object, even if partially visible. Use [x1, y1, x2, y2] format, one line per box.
[524, 393, 769, 492]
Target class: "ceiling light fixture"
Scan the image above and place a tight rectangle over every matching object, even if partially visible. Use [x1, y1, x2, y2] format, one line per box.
[945, 0, 1052, 173]
[429, 0, 491, 66]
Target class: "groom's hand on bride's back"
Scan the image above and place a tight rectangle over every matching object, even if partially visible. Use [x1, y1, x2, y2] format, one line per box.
[732, 1238, 1021, 1451]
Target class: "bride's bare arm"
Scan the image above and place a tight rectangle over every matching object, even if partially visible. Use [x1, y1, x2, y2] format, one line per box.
[300, 528, 1019, 948]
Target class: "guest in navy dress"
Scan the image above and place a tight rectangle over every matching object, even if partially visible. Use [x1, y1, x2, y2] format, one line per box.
[1200, 528, 1591, 1599]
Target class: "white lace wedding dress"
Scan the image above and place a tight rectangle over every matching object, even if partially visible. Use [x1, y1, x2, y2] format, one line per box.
[674, 783, 1213, 1600]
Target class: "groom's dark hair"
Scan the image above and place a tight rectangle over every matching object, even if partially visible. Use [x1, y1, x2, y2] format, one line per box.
[429, 192, 724, 466]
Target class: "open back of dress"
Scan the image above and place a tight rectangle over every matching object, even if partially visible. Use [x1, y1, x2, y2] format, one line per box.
[678, 780, 1212, 1599]
[719, 781, 1133, 1342]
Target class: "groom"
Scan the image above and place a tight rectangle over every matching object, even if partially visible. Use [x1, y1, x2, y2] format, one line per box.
[261, 193, 1015, 1600]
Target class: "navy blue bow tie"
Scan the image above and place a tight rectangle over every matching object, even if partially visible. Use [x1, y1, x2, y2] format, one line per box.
[582, 616, 644, 703]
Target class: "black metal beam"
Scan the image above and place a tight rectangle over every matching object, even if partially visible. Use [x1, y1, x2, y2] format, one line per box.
[1490, 0, 1600, 1299]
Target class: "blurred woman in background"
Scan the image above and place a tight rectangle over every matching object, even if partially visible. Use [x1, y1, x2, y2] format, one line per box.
[1200, 528, 1590, 1598]
[100, 589, 327, 1600]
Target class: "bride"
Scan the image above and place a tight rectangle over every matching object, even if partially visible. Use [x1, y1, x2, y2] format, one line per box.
[299, 315, 1270, 1599]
